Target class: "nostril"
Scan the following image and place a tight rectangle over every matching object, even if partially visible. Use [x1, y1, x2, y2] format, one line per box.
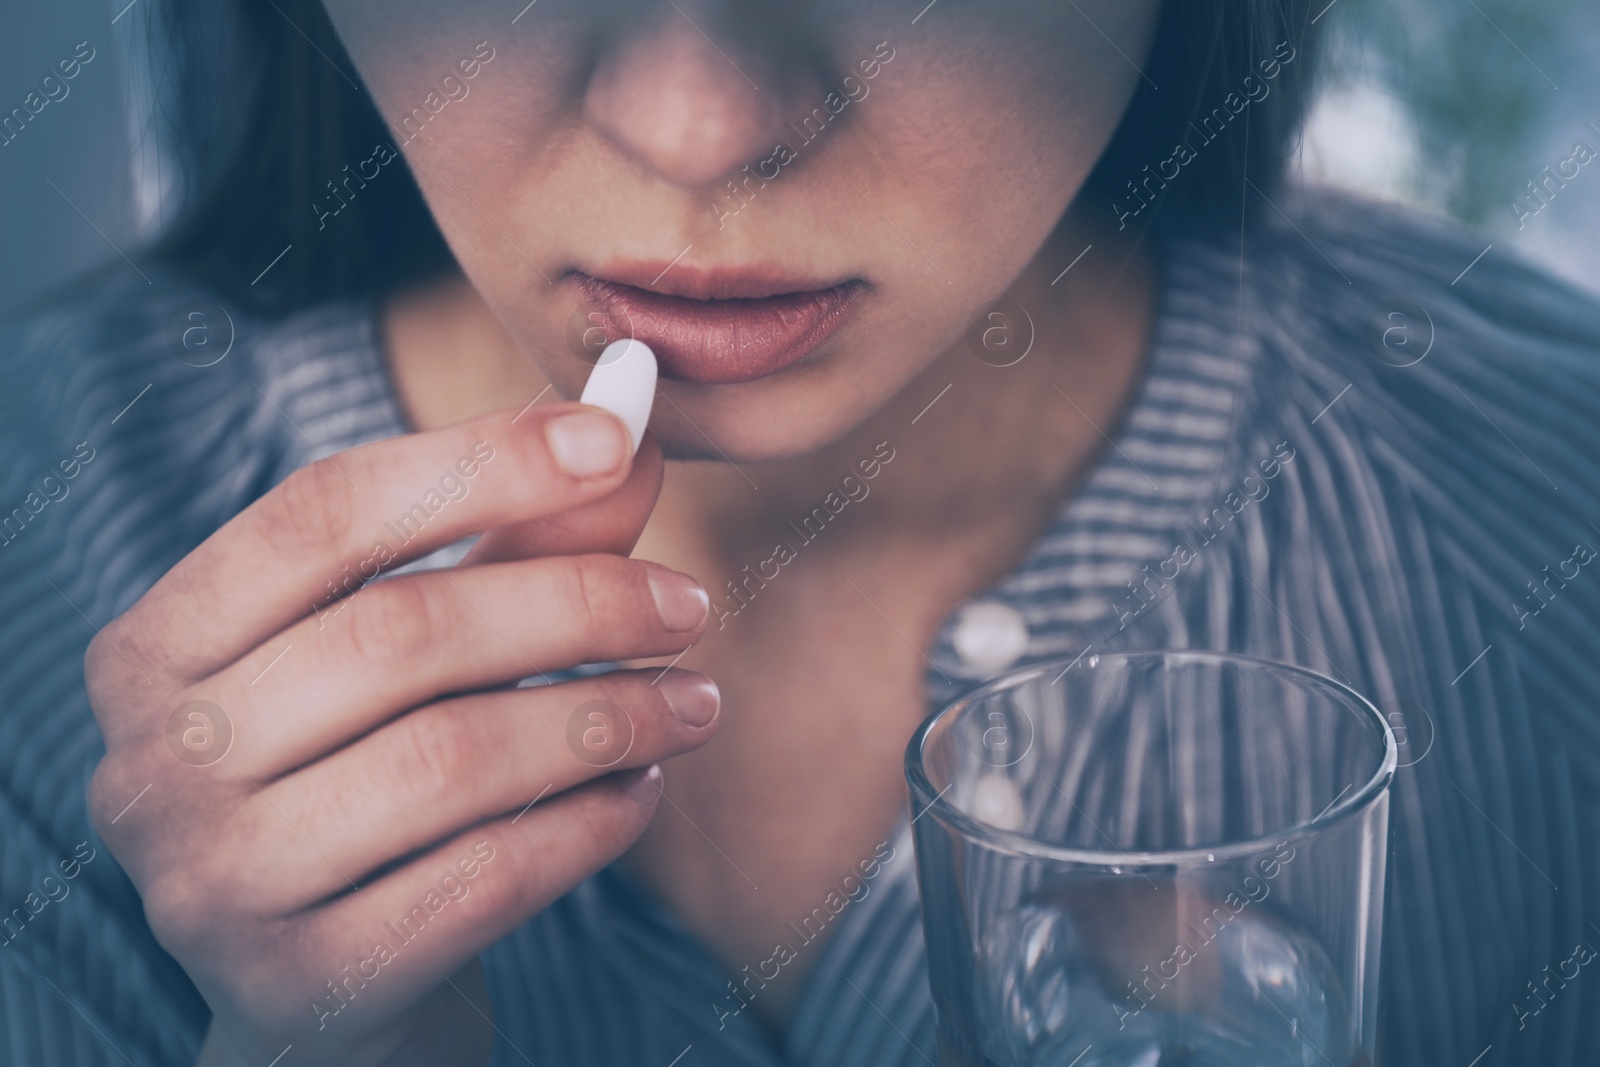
[582, 18, 802, 190]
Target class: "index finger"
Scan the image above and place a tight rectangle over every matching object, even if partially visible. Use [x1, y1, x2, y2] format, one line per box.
[106, 402, 644, 684]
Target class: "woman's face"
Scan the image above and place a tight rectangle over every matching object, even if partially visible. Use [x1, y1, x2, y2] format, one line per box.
[321, 0, 1159, 461]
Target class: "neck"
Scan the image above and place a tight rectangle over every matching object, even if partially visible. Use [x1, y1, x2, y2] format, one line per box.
[382, 206, 1157, 595]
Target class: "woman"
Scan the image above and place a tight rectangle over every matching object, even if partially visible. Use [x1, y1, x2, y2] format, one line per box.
[2, 0, 1597, 1064]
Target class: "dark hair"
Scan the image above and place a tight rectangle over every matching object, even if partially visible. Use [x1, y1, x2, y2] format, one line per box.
[149, 0, 1320, 315]
[1086, 1, 1321, 232]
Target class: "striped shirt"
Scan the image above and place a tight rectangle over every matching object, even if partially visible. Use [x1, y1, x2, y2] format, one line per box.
[2, 192, 1598, 1066]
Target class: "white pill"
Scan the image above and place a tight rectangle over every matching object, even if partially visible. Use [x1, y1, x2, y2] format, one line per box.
[579, 339, 657, 455]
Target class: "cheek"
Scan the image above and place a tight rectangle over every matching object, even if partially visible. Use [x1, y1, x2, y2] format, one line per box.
[321, 1, 585, 147]
[325, 4, 601, 305]
[794, 1, 1154, 399]
[872, 4, 1158, 271]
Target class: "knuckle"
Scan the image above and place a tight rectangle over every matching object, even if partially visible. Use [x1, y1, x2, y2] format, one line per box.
[387, 709, 475, 803]
[141, 867, 218, 954]
[341, 578, 437, 669]
[594, 668, 647, 704]
[456, 834, 526, 914]
[82, 619, 154, 715]
[86, 759, 131, 839]
[565, 556, 606, 628]
[264, 459, 359, 553]
[555, 555, 626, 633]
[82, 627, 117, 685]
[82, 631, 122, 709]
[597, 672, 667, 734]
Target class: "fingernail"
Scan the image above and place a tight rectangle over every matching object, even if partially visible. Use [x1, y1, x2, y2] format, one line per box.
[658, 670, 720, 728]
[648, 569, 709, 632]
[545, 410, 630, 478]
[622, 764, 663, 808]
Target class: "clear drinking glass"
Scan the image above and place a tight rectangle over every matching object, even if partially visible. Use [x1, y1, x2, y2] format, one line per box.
[905, 650, 1396, 1067]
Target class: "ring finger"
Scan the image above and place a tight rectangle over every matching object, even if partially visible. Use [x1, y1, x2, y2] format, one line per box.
[220, 667, 716, 911]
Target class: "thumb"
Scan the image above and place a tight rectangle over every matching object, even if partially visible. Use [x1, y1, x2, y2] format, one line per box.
[460, 431, 665, 563]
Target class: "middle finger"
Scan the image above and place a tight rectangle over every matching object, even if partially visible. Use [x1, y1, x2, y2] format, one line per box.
[199, 553, 709, 779]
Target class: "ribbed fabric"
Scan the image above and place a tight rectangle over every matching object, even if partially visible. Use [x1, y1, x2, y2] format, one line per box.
[1, 193, 1597, 1067]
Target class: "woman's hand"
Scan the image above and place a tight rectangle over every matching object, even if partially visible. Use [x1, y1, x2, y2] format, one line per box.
[84, 403, 717, 1066]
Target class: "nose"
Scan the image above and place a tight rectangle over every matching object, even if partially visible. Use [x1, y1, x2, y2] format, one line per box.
[582, 6, 820, 189]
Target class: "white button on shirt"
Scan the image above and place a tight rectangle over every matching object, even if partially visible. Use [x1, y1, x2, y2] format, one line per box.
[950, 599, 1030, 674]
[969, 771, 1027, 831]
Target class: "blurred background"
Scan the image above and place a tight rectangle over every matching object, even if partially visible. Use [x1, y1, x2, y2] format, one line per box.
[1298, 0, 1600, 291]
[2, 0, 1598, 316]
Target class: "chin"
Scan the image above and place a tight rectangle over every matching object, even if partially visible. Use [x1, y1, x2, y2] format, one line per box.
[646, 376, 891, 466]
[647, 407, 853, 466]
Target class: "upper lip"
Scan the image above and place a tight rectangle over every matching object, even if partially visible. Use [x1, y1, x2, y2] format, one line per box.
[572, 262, 857, 301]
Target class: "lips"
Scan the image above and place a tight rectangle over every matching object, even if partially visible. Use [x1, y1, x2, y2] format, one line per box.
[569, 268, 864, 385]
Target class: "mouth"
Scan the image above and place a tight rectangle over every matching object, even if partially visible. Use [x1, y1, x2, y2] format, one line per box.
[568, 264, 866, 385]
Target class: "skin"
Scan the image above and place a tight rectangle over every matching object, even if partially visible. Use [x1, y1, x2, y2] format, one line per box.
[85, 1, 1162, 1063]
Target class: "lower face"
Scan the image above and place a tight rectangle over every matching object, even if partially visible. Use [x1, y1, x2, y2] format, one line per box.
[321, 0, 1159, 462]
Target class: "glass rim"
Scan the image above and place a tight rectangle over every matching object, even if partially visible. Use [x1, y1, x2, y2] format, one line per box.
[904, 649, 1398, 867]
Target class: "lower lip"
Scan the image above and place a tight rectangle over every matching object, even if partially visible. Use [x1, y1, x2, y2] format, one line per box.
[571, 275, 864, 384]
